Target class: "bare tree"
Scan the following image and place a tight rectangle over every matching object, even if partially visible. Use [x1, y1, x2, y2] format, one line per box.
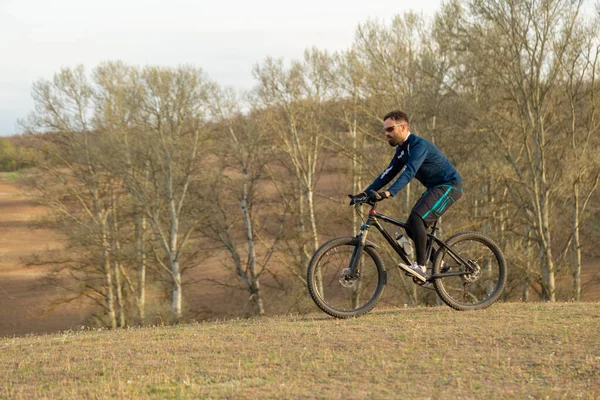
[20, 66, 120, 327]
[455, 0, 590, 301]
[253, 49, 335, 274]
[557, 18, 600, 300]
[108, 65, 214, 323]
[92, 61, 151, 324]
[203, 88, 286, 315]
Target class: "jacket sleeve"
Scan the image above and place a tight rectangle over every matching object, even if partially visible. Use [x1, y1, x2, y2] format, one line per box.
[387, 140, 428, 197]
[363, 152, 403, 194]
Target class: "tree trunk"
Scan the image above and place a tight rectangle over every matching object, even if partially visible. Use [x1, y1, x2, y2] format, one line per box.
[167, 162, 182, 323]
[297, 187, 308, 272]
[306, 188, 319, 253]
[573, 183, 581, 301]
[171, 257, 182, 323]
[306, 188, 322, 292]
[240, 168, 265, 316]
[351, 118, 359, 231]
[251, 282, 265, 316]
[102, 228, 117, 329]
[111, 188, 125, 327]
[135, 211, 147, 324]
[522, 275, 530, 302]
[114, 262, 125, 327]
[540, 194, 556, 302]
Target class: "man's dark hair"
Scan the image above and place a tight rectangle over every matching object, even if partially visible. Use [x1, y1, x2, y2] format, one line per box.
[383, 110, 410, 124]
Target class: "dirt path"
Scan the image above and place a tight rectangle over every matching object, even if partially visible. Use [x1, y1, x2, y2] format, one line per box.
[0, 176, 92, 336]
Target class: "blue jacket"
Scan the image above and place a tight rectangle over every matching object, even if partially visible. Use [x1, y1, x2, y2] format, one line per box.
[364, 133, 461, 197]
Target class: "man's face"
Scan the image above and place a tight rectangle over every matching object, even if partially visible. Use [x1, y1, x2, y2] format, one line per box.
[383, 118, 408, 147]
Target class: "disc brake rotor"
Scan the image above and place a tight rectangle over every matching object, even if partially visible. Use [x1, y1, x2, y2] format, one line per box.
[462, 260, 482, 283]
[339, 268, 358, 288]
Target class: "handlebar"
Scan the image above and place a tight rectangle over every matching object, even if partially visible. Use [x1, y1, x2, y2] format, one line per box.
[350, 190, 382, 209]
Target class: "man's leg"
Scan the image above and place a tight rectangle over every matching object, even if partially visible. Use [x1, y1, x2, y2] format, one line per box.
[404, 183, 463, 276]
[406, 212, 428, 266]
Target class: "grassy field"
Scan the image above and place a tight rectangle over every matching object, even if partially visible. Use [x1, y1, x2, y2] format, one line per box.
[1, 303, 598, 399]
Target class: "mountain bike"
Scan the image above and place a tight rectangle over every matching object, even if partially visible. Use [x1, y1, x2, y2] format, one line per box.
[306, 194, 506, 318]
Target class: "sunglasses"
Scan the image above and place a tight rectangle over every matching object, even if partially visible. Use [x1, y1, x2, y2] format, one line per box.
[384, 123, 406, 133]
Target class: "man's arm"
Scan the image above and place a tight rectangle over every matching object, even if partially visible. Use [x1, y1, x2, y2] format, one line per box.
[386, 141, 428, 197]
[363, 152, 403, 194]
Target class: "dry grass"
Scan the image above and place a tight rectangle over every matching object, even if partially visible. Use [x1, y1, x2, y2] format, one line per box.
[1, 302, 598, 399]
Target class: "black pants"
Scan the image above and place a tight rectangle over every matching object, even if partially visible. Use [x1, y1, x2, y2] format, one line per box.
[405, 183, 463, 266]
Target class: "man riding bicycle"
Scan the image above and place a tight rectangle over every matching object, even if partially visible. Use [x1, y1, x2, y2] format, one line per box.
[350, 110, 463, 280]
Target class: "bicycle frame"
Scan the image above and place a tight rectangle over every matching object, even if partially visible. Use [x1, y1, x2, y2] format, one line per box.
[348, 202, 472, 281]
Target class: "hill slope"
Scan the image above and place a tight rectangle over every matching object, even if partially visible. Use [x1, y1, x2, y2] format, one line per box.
[0, 175, 95, 336]
[2, 303, 598, 399]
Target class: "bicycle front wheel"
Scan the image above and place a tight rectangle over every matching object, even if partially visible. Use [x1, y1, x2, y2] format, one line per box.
[432, 232, 506, 311]
[307, 236, 386, 318]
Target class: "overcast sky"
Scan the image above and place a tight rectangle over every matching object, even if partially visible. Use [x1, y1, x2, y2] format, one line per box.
[0, 0, 443, 135]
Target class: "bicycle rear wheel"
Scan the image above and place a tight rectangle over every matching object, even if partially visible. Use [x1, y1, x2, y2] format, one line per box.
[432, 232, 506, 311]
[307, 237, 386, 318]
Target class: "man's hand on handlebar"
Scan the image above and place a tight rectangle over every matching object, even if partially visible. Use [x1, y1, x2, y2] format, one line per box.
[370, 190, 391, 202]
[348, 190, 390, 205]
[348, 192, 368, 205]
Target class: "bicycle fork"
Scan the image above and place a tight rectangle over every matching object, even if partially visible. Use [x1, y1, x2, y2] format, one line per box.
[347, 222, 370, 278]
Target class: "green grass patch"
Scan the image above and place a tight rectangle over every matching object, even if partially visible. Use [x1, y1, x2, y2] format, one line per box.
[1, 303, 599, 399]
[0, 171, 22, 181]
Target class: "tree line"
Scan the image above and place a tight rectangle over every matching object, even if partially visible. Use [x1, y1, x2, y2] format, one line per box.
[10, 0, 600, 327]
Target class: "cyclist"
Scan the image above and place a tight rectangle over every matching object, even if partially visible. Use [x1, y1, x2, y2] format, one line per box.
[350, 110, 463, 279]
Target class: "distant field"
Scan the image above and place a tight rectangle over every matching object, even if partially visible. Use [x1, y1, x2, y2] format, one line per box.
[0, 173, 89, 336]
[1, 171, 600, 338]
[1, 303, 598, 399]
